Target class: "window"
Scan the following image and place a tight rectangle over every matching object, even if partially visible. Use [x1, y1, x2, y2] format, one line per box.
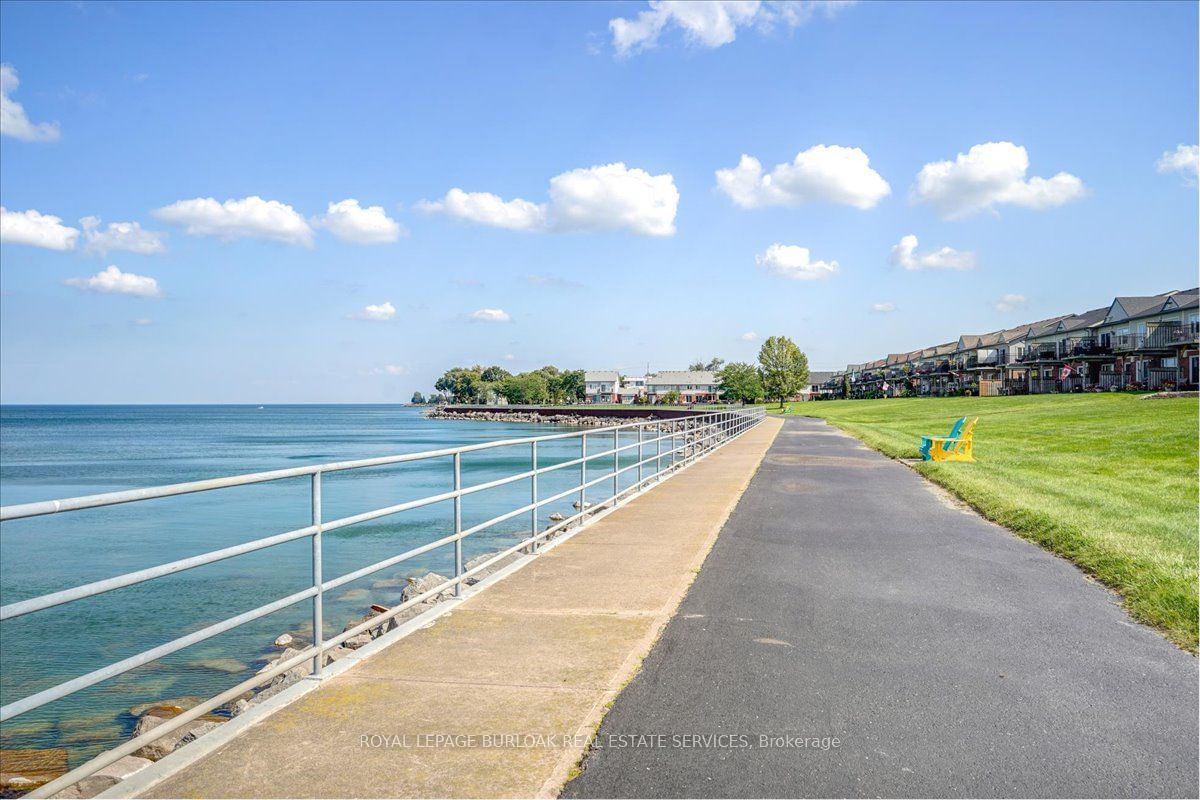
[1163, 357, 1178, 368]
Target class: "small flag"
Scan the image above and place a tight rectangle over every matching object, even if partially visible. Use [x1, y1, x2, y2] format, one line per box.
[1060, 366, 1073, 379]
[882, 382, 891, 392]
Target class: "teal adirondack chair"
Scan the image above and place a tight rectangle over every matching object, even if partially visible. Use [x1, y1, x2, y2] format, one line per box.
[920, 417, 966, 461]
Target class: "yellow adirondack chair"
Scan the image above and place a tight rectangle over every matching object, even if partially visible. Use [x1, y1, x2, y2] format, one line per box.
[925, 417, 978, 463]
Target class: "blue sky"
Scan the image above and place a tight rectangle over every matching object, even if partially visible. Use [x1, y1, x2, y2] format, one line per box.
[1, 0, 1196, 403]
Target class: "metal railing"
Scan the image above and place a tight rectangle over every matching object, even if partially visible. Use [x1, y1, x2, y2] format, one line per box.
[0, 407, 763, 797]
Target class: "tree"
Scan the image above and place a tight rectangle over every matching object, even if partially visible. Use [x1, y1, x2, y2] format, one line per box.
[661, 389, 681, 405]
[717, 362, 764, 404]
[758, 335, 809, 408]
[688, 357, 725, 372]
[480, 366, 512, 383]
[500, 371, 551, 405]
[411, 391, 426, 405]
[435, 366, 485, 404]
[842, 374, 851, 399]
[554, 370, 586, 404]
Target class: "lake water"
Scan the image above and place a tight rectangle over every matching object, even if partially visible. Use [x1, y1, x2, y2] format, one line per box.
[0, 405, 641, 765]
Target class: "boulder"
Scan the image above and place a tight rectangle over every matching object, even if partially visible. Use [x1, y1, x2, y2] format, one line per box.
[342, 631, 373, 650]
[401, 573, 453, 604]
[57, 755, 154, 798]
[323, 646, 353, 665]
[1, 748, 68, 794]
[273, 633, 294, 648]
[176, 721, 222, 748]
[548, 512, 565, 522]
[128, 696, 203, 717]
[130, 706, 226, 761]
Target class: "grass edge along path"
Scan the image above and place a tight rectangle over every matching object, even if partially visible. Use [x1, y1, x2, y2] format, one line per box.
[771, 394, 1199, 653]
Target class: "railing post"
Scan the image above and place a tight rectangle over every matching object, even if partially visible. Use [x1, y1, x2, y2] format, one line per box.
[655, 419, 661, 478]
[453, 453, 463, 597]
[637, 424, 644, 490]
[580, 432, 587, 516]
[310, 471, 323, 679]
[529, 441, 538, 554]
[612, 427, 619, 504]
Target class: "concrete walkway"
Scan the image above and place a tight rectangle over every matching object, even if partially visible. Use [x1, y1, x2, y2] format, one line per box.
[134, 417, 783, 799]
[563, 416, 1199, 798]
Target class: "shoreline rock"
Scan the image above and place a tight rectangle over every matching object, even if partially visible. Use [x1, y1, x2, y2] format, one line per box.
[424, 408, 660, 427]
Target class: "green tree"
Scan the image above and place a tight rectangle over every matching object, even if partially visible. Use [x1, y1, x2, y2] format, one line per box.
[480, 365, 512, 383]
[717, 362, 764, 403]
[554, 370, 586, 404]
[434, 366, 484, 404]
[842, 374, 851, 399]
[689, 357, 726, 372]
[758, 336, 809, 408]
[661, 389, 681, 405]
[500, 371, 551, 404]
[410, 391, 426, 405]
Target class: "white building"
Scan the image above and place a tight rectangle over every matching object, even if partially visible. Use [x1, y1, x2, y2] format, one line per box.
[645, 371, 720, 404]
[583, 370, 620, 404]
[616, 375, 647, 404]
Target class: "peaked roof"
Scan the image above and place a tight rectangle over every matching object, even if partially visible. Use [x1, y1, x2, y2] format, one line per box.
[1058, 306, 1110, 332]
[648, 370, 716, 385]
[1163, 288, 1199, 311]
[584, 370, 619, 382]
[1105, 291, 1177, 323]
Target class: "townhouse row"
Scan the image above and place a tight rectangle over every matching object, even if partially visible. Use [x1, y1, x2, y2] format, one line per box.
[820, 287, 1200, 399]
[582, 370, 721, 404]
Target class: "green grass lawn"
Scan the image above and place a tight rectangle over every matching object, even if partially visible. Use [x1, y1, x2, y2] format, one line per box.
[773, 394, 1199, 651]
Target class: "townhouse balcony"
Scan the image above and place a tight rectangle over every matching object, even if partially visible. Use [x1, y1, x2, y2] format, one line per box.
[1061, 338, 1112, 359]
[969, 353, 1000, 368]
[1018, 344, 1060, 363]
[1112, 323, 1190, 352]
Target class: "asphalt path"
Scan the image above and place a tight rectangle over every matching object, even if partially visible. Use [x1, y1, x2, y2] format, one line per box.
[562, 416, 1199, 798]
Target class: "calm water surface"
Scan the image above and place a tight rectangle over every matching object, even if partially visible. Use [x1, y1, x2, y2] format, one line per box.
[0, 405, 636, 764]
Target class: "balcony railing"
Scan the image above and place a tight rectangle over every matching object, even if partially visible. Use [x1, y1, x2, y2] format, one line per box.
[1112, 323, 1188, 352]
[1018, 344, 1060, 363]
[1061, 338, 1111, 358]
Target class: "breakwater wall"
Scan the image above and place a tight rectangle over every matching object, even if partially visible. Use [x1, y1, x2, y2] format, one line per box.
[426, 405, 707, 424]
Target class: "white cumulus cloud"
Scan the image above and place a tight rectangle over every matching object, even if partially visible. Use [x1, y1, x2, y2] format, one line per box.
[1, 64, 60, 142]
[755, 243, 839, 280]
[716, 145, 890, 210]
[0, 207, 79, 250]
[420, 163, 678, 236]
[871, 302, 896, 313]
[153, 196, 314, 246]
[1156, 144, 1199, 186]
[65, 265, 161, 298]
[994, 293, 1027, 313]
[912, 142, 1086, 219]
[80, 216, 167, 255]
[470, 308, 511, 323]
[350, 301, 396, 321]
[741, 331, 758, 341]
[549, 163, 679, 236]
[318, 199, 405, 244]
[610, 0, 854, 57]
[418, 188, 547, 232]
[370, 364, 408, 376]
[889, 234, 975, 271]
